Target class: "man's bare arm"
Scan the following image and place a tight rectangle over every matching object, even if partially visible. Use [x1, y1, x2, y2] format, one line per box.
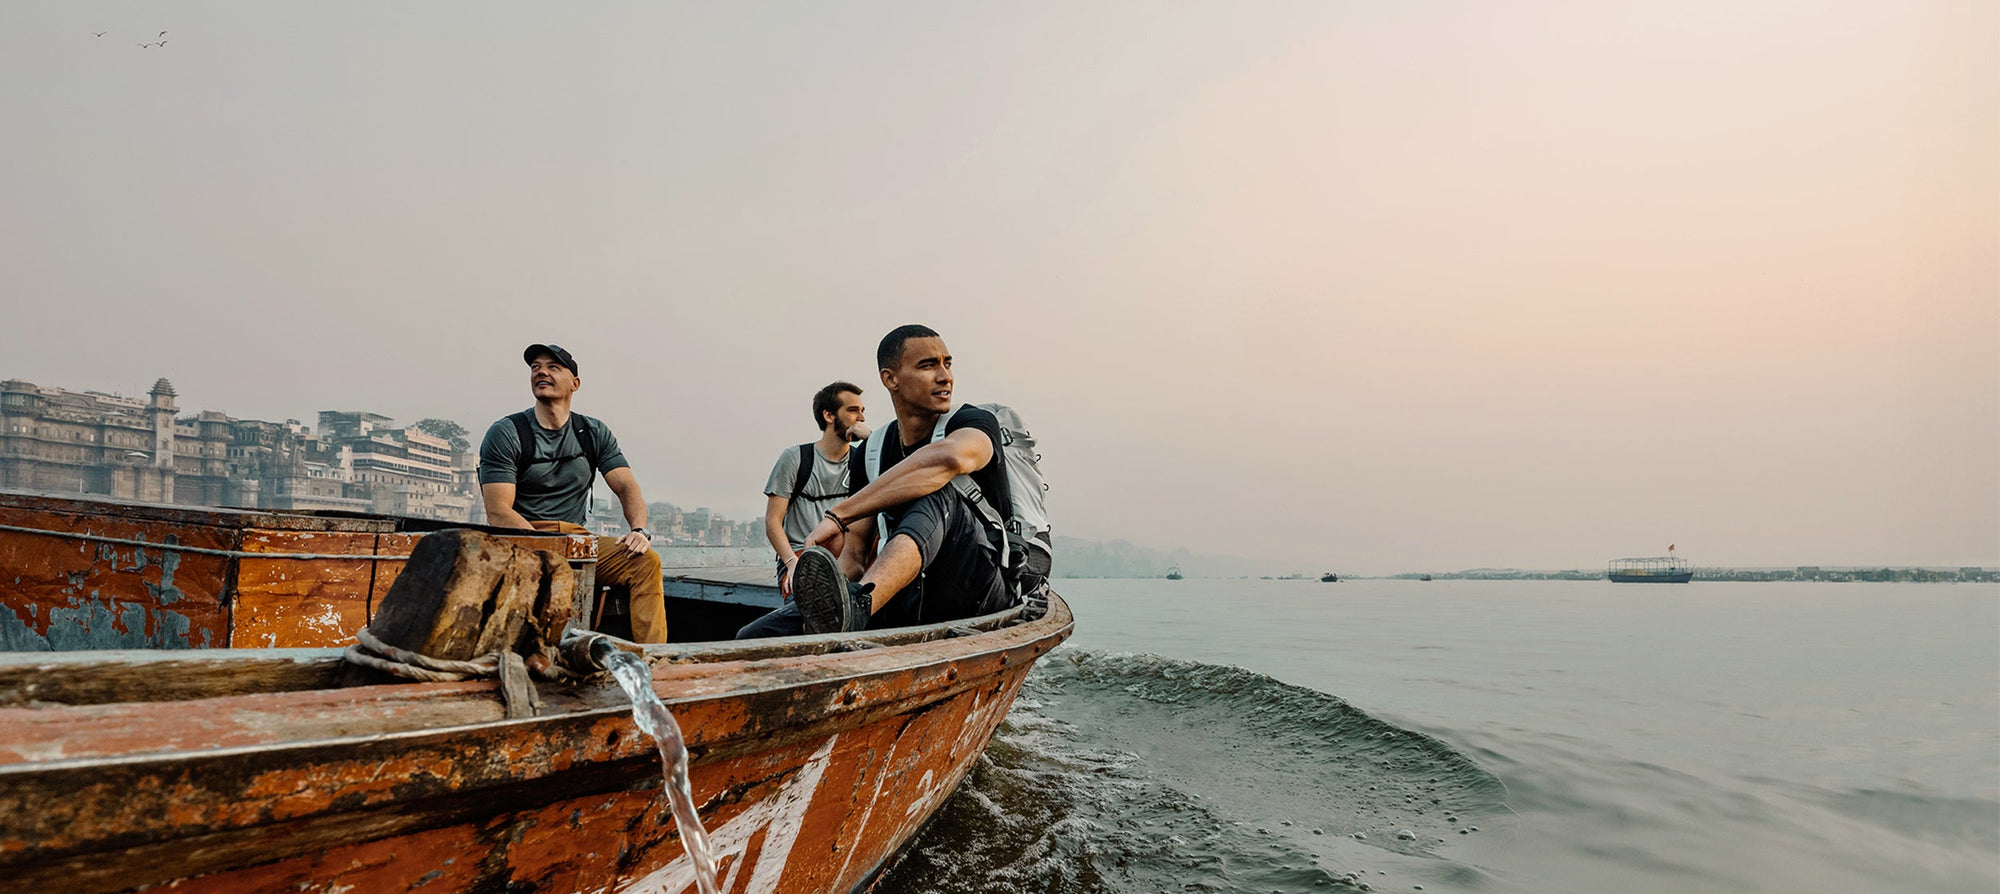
[764, 495, 794, 561]
[835, 429, 991, 520]
[767, 494, 803, 597]
[800, 429, 991, 554]
[602, 467, 652, 554]
[481, 482, 535, 530]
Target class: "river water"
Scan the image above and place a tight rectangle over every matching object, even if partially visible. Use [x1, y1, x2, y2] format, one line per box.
[877, 579, 1999, 893]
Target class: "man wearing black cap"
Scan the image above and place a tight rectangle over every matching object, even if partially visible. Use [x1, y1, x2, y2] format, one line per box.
[477, 344, 668, 643]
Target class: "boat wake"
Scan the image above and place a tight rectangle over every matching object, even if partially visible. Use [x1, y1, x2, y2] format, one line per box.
[876, 650, 1510, 893]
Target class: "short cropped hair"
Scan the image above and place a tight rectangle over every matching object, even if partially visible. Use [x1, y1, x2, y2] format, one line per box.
[877, 324, 941, 371]
[812, 381, 862, 430]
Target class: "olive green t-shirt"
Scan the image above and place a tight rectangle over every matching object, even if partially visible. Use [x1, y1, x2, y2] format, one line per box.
[476, 412, 629, 525]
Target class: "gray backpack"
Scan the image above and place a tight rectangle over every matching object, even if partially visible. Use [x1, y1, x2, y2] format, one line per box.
[862, 404, 1052, 592]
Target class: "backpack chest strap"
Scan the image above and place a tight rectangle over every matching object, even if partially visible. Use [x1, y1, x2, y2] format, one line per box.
[510, 410, 599, 474]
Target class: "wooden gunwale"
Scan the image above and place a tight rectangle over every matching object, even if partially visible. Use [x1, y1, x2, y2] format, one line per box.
[0, 521, 442, 561]
[0, 488, 596, 652]
[0, 488, 536, 534]
[0, 595, 1073, 893]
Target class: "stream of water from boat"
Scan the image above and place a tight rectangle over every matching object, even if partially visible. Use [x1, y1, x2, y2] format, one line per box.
[599, 646, 721, 894]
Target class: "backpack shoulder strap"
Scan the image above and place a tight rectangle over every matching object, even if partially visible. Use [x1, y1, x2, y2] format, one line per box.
[509, 410, 537, 479]
[929, 404, 961, 445]
[863, 423, 890, 485]
[571, 413, 601, 478]
[933, 405, 1011, 569]
[790, 443, 814, 500]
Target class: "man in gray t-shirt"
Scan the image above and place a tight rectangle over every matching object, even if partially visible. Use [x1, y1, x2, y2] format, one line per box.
[764, 381, 868, 590]
[477, 343, 668, 643]
[478, 412, 627, 525]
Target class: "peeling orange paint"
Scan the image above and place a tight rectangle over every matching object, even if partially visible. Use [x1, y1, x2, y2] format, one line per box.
[0, 596, 1073, 894]
[0, 492, 593, 650]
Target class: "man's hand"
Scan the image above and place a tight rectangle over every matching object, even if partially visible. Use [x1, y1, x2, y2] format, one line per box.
[801, 515, 844, 552]
[616, 530, 652, 554]
[779, 552, 799, 599]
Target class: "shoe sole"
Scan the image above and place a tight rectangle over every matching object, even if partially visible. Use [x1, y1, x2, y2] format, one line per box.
[793, 548, 851, 635]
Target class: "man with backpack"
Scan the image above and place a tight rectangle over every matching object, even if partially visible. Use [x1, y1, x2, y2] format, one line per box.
[476, 344, 668, 643]
[761, 381, 869, 589]
[737, 324, 1050, 638]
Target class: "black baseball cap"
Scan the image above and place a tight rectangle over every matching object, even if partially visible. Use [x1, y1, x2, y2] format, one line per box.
[523, 343, 579, 375]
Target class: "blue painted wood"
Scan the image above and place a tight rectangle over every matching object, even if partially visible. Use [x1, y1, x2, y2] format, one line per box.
[661, 567, 783, 610]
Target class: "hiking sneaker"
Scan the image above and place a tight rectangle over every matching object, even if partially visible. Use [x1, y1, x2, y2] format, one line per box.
[793, 547, 874, 634]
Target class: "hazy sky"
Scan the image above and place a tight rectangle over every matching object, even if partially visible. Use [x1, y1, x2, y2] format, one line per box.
[3, 2, 1994, 573]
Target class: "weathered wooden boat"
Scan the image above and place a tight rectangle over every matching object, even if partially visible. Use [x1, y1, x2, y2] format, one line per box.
[0, 489, 600, 651]
[0, 490, 1074, 893]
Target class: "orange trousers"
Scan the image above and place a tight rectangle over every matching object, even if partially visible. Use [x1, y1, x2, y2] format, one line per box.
[530, 521, 668, 643]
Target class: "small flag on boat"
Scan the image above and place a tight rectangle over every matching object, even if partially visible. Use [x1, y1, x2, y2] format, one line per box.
[1669, 544, 1675, 552]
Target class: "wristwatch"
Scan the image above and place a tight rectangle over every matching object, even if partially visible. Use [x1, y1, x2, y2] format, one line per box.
[630, 528, 649, 537]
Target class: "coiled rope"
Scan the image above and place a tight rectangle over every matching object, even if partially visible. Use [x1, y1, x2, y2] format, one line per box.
[342, 627, 588, 720]
[341, 627, 502, 682]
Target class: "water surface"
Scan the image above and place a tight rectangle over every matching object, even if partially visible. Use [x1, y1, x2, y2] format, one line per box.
[880, 579, 1999, 893]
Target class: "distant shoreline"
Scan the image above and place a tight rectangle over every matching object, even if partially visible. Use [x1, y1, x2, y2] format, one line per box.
[1058, 566, 1996, 583]
[1050, 535, 1996, 584]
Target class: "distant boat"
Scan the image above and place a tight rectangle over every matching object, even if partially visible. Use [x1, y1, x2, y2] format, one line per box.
[1608, 554, 1692, 583]
[1320, 572, 1339, 583]
[1419, 574, 1433, 581]
[1166, 564, 1183, 580]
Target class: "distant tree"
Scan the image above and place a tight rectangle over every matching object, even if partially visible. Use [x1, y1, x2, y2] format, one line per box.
[413, 418, 471, 452]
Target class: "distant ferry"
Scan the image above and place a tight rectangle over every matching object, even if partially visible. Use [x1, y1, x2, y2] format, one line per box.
[1608, 555, 1692, 583]
[1320, 572, 1339, 582]
[1166, 565, 1183, 580]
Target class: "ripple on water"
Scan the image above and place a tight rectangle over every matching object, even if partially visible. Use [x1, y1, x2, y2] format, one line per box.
[876, 651, 1512, 893]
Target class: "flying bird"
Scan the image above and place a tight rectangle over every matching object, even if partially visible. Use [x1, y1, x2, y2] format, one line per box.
[93, 31, 107, 37]
[156, 40, 167, 47]
[158, 31, 167, 37]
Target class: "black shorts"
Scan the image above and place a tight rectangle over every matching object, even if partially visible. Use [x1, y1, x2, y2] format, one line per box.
[873, 486, 1012, 626]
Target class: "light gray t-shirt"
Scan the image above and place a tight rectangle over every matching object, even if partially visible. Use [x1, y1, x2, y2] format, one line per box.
[477, 411, 629, 525]
[763, 443, 852, 550]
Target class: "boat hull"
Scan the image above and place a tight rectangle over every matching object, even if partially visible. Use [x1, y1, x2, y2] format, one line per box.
[0, 594, 1071, 893]
[0, 491, 1075, 893]
[1607, 572, 1693, 583]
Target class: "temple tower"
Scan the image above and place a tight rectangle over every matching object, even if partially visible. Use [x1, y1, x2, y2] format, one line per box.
[148, 379, 178, 503]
